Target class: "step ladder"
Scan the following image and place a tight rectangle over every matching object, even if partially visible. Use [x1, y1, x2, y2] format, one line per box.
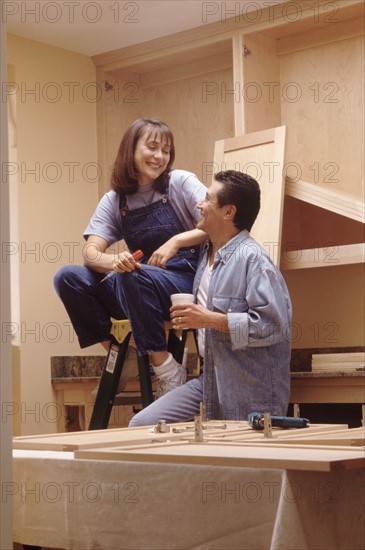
[89, 320, 190, 430]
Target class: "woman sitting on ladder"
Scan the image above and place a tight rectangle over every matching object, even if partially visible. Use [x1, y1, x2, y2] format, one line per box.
[54, 117, 207, 397]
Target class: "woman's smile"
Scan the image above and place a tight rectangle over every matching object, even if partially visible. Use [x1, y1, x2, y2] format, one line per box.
[134, 132, 171, 185]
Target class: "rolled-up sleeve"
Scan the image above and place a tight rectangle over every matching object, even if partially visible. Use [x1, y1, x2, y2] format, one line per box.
[229, 267, 291, 350]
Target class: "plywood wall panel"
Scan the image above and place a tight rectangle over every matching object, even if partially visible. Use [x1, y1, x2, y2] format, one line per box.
[280, 35, 364, 200]
[244, 32, 282, 133]
[283, 263, 365, 348]
[98, 70, 141, 196]
[139, 68, 234, 183]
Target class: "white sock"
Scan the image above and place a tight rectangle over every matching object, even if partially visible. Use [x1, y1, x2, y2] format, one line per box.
[153, 353, 174, 376]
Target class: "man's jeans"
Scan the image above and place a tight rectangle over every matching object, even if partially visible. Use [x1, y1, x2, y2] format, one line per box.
[129, 375, 204, 426]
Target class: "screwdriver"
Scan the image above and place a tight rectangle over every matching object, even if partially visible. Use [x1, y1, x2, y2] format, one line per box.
[100, 249, 143, 283]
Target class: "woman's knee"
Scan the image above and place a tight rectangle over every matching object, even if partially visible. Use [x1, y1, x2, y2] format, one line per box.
[54, 265, 73, 292]
[53, 265, 87, 294]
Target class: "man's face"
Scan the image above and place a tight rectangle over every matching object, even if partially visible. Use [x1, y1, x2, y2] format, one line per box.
[196, 180, 225, 234]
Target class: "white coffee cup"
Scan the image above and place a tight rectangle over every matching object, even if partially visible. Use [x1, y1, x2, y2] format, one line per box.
[170, 293, 194, 305]
[170, 294, 194, 340]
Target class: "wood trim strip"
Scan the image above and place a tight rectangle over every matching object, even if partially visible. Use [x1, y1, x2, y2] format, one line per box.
[277, 16, 364, 56]
[285, 178, 365, 223]
[232, 35, 245, 136]
[281, 243, 365, 270]
[91, 0, 363, 71]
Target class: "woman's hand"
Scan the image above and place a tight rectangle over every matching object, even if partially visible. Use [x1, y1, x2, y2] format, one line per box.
[148, 236, 180, 268]
[113, 251, 141, 273]
[148, 229, 207, 268]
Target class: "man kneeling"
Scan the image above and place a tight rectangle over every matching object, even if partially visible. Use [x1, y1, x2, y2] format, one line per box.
[129, 170, 292, 426]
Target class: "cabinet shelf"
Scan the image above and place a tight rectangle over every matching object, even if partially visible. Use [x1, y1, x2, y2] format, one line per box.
[285, 178, 365, 224]
[282, 179, 364, 269]
[281, 242, 365, 270]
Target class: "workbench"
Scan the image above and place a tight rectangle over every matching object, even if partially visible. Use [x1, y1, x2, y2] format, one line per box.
[12, 421, 365, 549]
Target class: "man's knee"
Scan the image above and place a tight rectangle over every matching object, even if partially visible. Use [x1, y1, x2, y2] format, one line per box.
[128, 415, 140, 427]
[129, 410, 151, 428]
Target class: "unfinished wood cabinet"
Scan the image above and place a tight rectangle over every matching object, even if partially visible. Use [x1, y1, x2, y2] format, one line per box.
[92, 0, 364, 348]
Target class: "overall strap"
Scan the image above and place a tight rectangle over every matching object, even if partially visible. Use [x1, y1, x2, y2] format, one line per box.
[119, 180, 170, 217]
[119, 192, 128, 216]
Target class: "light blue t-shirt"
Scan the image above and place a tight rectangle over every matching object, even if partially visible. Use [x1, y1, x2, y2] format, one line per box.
[84, 169, 206, 246]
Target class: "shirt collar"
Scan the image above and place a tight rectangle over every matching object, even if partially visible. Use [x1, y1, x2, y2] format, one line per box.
[214, 230, 251, 264]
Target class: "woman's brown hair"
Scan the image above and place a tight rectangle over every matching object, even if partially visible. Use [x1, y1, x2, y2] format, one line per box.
[111, 117, 175, 194]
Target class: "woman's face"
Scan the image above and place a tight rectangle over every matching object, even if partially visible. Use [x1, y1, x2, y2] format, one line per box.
[134, 130, 171, 185]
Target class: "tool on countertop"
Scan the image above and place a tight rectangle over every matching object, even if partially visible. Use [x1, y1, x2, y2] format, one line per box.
[248, 412, 310, 430]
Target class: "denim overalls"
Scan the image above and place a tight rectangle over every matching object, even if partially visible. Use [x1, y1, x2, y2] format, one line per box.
[54, 183, 199, 355]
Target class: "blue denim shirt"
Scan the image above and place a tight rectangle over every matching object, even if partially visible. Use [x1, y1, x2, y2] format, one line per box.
[193, 230, 292, 420]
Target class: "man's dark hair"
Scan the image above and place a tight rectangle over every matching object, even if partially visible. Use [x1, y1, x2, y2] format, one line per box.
[215, 170, 261, 231]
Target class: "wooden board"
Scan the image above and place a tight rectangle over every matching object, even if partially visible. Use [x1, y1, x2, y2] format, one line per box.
[285, 179, 365, 223]
[312, 352, 365, 372]
[12, 424, 177, 451]
[13, 421, 348, 451]
[206, 427, 364, 447]
[268, 427, 365, 447]
[281, 243, 365, 270]
[213, 126, 286, 264]
[290, 373, 365, 404]
[204, 424, 349, 440]
[312, 352, 365, 363]
[12, 421, 246, 451]
[75, 440, 365, 472]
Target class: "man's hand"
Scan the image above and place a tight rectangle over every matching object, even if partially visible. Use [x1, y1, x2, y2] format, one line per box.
[170, 303, 229, 333]
[170, 303, 209, 330]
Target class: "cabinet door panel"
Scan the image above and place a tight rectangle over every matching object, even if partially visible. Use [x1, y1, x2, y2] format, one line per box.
[214, 126, 286, 264]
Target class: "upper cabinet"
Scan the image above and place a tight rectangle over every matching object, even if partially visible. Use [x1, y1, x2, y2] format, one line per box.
[92, 0, 364, 274]
[92, 0, 364, 347]
[93, 0, 364, 269]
